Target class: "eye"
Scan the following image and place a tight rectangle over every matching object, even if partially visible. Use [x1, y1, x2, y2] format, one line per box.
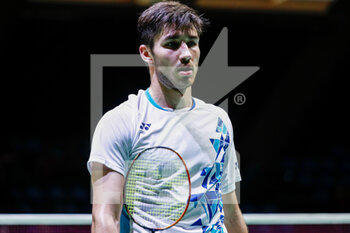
[187, 40, 197, 47]
[164, 41, 180, 49]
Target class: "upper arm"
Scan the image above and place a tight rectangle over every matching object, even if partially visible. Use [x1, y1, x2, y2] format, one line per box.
[222, 191, 241, 221]
[91, 162, 125, 229]
[88, 106, 135, 178]
[88, 103, 136, 232]
[222, 190, 239, 211]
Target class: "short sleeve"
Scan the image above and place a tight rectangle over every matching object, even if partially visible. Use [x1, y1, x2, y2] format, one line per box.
[87, 105, 134, 177]
[220, 116, 242, 194]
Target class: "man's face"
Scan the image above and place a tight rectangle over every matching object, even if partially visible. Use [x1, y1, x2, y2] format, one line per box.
[150, 27, 200, 90]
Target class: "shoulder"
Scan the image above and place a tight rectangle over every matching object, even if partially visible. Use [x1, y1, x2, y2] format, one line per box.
[193, 97, 234, 138]
[193, 97, 231, 123]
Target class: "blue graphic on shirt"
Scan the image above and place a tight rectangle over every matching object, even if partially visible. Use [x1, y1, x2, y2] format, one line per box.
[139, 122, 151, 130]
[190, 117, 230, 232]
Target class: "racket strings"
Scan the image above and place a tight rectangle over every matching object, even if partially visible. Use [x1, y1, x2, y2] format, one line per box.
[125, 149, 190, 230]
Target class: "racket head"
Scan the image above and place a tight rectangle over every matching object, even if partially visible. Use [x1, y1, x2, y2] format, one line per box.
[123, 146, 191, 231]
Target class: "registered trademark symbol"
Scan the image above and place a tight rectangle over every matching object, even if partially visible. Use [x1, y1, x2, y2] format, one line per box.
[234, 93, 246, 105]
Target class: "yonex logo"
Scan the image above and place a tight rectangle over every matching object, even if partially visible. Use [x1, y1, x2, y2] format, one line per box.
[140, 123, 151, 131]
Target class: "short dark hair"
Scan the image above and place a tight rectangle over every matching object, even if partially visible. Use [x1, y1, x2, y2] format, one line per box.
[137, 1, 209, 49]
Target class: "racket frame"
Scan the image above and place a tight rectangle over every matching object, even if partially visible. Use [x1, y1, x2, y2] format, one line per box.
[123, 146, 191, 232]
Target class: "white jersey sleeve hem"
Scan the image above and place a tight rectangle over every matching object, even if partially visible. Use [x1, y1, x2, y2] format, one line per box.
[87, 156, 125, 177]
[221, 179, 241, 195]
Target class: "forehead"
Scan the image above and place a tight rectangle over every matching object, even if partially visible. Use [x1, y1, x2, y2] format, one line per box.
[155, 26, 199, 42]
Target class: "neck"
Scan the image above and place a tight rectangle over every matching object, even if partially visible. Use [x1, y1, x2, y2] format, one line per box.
[149, 78, 192, 110]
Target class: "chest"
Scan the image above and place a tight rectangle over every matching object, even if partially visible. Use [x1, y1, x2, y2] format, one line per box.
[131, 111, 229, 179]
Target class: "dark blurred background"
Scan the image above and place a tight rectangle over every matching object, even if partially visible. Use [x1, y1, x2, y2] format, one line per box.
[1, 0, 349, 214]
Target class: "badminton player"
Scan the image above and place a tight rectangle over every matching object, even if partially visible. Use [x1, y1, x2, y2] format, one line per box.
[88, 1, 248, 232]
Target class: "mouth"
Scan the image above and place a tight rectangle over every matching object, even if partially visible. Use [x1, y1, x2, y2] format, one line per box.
[177, 66, 194, 76]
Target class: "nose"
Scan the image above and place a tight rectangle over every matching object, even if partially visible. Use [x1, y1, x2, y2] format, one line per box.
[179, 42, 191, 64]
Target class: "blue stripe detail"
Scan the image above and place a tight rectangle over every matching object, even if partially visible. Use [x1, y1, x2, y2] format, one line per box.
[145, 88, 196, 111]
[145, 88, 171, 112]
[190, 97, 196, 110]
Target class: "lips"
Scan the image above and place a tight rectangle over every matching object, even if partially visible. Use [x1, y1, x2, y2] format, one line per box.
[177, 66, 193, 72]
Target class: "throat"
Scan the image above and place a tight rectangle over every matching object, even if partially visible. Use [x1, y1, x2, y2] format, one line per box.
[150, 85, 192, 110]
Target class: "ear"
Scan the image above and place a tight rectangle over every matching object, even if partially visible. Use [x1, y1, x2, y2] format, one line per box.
[139, 45, 154, 65]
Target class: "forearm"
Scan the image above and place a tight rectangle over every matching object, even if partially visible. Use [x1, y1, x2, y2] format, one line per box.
[222, 191, 248, 233]
[224, 204, 248, 233]
[92, 212, 120, 233]
[91, 164, 124, 233]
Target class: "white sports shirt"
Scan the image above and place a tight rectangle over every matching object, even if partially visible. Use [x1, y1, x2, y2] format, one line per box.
[88, 89, 241, 233]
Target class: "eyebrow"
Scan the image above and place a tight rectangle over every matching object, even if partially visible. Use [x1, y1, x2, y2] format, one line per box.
[164, 34, 199, 41]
